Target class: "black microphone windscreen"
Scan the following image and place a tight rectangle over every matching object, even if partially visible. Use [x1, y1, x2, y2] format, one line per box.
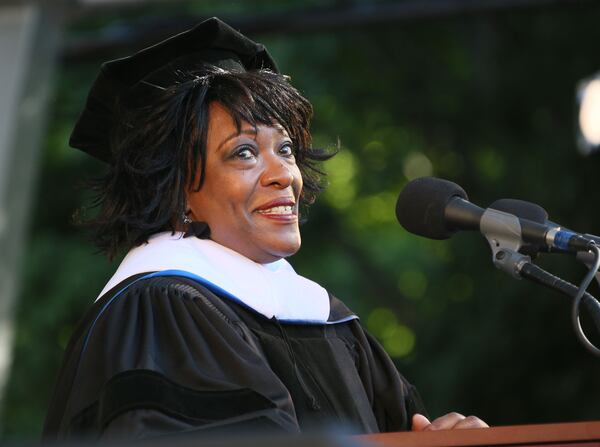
[396, 177, 468, 240]
[488, 198, 548, 224]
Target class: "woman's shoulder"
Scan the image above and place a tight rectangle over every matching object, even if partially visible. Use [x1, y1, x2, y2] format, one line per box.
[58, 273, 253, 386]
[94, 272, 246, 326]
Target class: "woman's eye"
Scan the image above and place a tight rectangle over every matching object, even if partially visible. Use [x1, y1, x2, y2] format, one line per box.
[279, 143, 294, 157]
[234, 147, 255, 160]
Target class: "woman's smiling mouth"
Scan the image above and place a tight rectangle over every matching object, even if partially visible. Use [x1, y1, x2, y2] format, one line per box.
[254, 197, 297, 220]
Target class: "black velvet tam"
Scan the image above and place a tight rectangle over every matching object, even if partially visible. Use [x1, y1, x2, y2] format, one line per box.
[69, 17, 278, 164]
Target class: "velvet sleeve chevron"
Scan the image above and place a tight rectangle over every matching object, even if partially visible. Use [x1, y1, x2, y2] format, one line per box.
[43, 275, 300, 440]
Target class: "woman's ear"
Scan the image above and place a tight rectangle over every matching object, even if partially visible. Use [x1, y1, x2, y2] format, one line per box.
[186, 201, 202, 222]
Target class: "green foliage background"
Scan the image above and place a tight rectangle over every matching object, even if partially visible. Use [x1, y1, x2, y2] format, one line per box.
[3, 1, 600, 440]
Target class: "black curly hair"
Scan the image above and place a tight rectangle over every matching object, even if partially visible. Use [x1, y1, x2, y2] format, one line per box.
[82, 66, 334, 259]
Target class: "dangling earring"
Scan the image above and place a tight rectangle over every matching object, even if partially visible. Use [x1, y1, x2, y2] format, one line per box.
[182, 211, 211, 239]
[184, 221, 211, 239]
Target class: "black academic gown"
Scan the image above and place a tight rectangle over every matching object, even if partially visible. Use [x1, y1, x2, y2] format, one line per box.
[43, 272, 426, 440]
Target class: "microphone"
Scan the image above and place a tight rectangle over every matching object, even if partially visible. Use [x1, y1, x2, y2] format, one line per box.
[488, 198, 548, 225]
[396, 177, 594, 253]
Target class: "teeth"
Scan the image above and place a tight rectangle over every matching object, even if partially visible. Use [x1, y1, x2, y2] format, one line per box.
[258, 205, 294, 215]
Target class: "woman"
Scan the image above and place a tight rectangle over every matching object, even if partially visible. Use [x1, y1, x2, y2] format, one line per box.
[43, 17, 485, 440]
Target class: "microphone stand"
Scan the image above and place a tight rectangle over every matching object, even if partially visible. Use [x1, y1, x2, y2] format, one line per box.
[478, 210, 600, 356]
[488, 243, 600, 357]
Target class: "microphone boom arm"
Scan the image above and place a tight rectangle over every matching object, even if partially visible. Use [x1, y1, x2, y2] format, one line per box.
[490, 242, 600, 357]
[478, 207, 531, 278]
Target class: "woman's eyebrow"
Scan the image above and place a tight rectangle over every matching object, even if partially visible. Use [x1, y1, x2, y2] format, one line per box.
[216, 128, 257, 151]
[272, 123, 288, 135]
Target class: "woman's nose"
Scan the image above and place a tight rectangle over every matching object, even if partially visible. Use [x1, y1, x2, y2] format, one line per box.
[260, 153, 294, 189]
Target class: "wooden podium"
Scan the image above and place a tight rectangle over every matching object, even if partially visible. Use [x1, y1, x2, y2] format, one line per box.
[357, 421, 600, 446]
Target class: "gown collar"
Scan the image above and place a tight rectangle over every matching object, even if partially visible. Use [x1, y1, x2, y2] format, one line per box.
[98, 232, 335, 323]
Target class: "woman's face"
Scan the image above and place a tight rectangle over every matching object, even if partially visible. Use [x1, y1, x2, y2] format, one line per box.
[187, 102, 303, 263]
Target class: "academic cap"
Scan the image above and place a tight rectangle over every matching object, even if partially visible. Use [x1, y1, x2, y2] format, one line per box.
[70, 17, 278, 164]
